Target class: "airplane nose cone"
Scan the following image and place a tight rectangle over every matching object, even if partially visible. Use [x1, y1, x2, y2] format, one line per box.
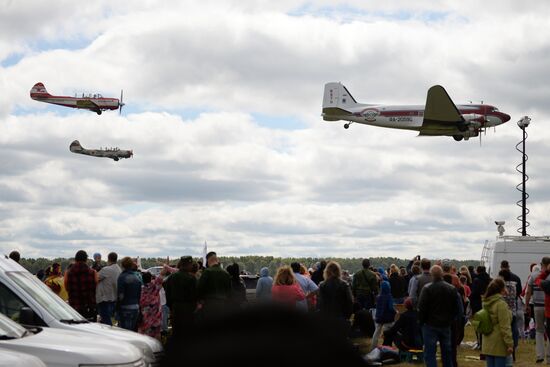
[502, 113, 511, 122]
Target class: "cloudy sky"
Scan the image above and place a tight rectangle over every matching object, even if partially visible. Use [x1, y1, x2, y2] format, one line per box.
[1, 0, 550, 260]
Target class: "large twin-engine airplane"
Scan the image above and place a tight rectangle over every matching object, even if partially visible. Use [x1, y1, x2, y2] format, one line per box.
[322, 83, 511, 141]
[69, 140, 133, 161]
[30, 82, 125, 115]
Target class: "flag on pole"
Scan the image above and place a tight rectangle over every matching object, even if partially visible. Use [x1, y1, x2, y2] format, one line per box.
[202, 241, 208, 267]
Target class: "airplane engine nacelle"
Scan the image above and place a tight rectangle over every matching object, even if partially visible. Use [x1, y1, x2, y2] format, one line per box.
[462, 113, 486, 124]
[463, 128, 479, 138]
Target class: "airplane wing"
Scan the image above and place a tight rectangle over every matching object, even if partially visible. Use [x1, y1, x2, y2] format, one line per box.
[76, 99, 101, 109]
[419, 85, 464, 136]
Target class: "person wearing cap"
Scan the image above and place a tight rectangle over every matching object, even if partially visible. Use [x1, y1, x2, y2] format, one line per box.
[44, 263, 68, 301]
[92, 253, 103, 272]
[164, 256, 198, 336]
[197, 251, 231, 320]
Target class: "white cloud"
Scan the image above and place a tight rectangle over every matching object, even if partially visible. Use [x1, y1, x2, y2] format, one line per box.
[1, 1, 550, 261]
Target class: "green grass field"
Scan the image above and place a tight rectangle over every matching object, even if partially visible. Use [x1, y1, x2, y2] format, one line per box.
[353, 324, 539, 366]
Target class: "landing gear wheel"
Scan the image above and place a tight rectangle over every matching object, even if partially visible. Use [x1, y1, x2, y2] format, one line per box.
[453, 135, 464, 142]
[96, 110, 102, 115]
[344, 123, 350, 129]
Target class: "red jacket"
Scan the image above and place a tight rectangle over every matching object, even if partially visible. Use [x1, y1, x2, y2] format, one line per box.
[535, 270, 550, 317]
[272, 283, 305, 306]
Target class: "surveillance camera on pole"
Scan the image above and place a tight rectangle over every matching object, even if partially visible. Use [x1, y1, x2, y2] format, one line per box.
[517, 116, 531, 129]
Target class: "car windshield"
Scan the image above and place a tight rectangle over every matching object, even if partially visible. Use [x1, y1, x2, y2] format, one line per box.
[0, 312, 26, 339]
[7, 272, 86, 322]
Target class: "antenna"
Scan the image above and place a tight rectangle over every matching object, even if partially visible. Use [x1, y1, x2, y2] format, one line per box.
[516, 116, 531, 236]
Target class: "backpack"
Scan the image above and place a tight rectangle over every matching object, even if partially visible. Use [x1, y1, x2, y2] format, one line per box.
[472, 307, 493, 335]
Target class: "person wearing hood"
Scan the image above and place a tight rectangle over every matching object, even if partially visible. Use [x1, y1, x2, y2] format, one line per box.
[256, 267, 273, 301]
[65, 250, 97, 320]
[481, 278, 514, 367]
[370, 280, 396, 351]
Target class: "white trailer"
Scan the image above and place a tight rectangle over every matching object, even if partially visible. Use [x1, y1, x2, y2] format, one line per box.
[481, 225, 550, 285]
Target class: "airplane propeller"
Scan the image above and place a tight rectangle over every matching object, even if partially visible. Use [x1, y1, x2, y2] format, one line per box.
[119, 89, 125, 115]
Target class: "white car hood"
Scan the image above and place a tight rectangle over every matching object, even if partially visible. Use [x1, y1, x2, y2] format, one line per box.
[1, 327, 142, 366]
[73, 322, 162, 363]
[0, 348, 46, 367]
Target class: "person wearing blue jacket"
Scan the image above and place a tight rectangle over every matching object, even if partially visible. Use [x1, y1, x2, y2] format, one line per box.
[117, 257, 142, 331]
[256, 267, 273, 301]
[370, 281, 396, 351]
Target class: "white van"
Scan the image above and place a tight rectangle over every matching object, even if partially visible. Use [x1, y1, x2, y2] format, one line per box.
[0, 257, 163, 367]
[0, 349, 46, 367]
[481, 231, 550, 285]
[0, 312, 144, 366]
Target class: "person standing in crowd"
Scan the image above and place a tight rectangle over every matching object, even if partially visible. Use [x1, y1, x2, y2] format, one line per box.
[501, 260, 522, 297]
[117, 256, 142, 331]
[91, 253, 103, 272]
[370, 281, 396, 351]
[407, 265, 421, 297]
[8, 251, 20, 263]
[388, 264, 407, 304]
[471, 265, 492, 349]
[526, 257, 550, 364]
[442, 262, 461, 288]
[482, 278, 514, 367]
[352, 258, 379, 310]
[255, 267, 273, 301]
[318, 261, 353, 337]
[226, 263, 247, 310]
[417, 265, 459, 367]
[311, 260, 327, 285]
[499, 268, 519, 360]
[44, 263, 68, 301]
[197, 251, 231, 320]
[65, 250, 97, 320]
[409, 258, 432, 306]
[291, 262, 319, 311]
[460, 265, 473, 286]
[535, 258, 550, 365]
[96, 252, 121, 325]
[164, 256, 198, 336]
[443, 274, 465, 367]
[271, 266, 305, 308]
[139, 271, 165, 339]
[383, 297, 422, 351]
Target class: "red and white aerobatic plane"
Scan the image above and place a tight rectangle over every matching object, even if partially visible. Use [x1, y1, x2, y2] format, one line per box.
[30, 82, 125, 115]
[322, 83, 511, 141]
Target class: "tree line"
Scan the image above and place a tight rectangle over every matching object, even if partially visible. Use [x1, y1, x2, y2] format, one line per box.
[17, 255, 479, 276]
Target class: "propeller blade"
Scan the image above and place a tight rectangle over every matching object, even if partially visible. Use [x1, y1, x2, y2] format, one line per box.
[119, 89, 125, 115]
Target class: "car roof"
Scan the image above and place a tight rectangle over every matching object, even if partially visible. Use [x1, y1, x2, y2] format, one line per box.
[0, 256, 27, 272]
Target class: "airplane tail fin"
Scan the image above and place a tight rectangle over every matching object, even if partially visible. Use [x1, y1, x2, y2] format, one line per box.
[30, 82, 50, 99]
[69, 140, 83, 152]
[322, 82, 357, 120]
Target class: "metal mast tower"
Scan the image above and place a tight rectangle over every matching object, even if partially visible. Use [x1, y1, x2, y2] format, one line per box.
[516, 116, 531, 236]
